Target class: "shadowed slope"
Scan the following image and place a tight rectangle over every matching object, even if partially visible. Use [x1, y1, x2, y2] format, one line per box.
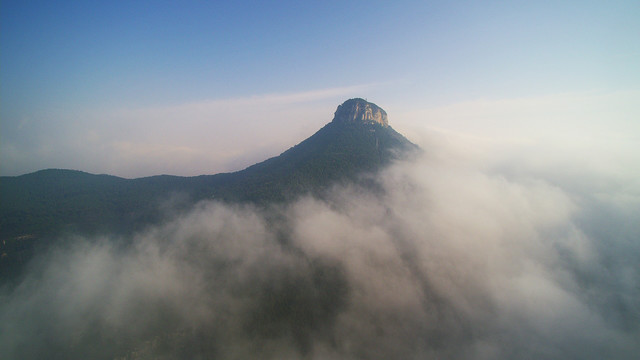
[0, 99, 417, 280]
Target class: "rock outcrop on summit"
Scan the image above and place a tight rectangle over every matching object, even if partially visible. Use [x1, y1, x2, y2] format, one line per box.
[332, 98, 389, 127]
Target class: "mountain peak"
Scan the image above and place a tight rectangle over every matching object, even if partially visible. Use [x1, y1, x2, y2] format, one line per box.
[332, 98, 388, 127]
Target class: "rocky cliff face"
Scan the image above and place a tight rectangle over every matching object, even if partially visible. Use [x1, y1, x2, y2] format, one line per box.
[332, 98, 389, 127]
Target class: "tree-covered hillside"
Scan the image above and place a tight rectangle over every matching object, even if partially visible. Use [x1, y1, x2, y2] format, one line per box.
[0, 99, 418, 281]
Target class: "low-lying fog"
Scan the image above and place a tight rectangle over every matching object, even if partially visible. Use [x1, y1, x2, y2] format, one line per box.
[1, 131, 638, 359]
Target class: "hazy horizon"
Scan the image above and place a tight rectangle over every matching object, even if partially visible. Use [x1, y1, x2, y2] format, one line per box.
[2, 1, 639, 178]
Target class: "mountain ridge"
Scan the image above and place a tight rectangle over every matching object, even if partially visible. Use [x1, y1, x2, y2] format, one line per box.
[0, 99, 417, 281]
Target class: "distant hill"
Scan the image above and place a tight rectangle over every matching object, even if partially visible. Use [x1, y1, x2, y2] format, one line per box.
[0, 98, 417, 280]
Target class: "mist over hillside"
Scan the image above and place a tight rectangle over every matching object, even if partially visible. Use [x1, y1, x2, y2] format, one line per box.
[2, 132, 637, 359]
[3, 1, 638, 358]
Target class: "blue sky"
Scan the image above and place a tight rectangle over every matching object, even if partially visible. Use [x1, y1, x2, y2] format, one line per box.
[1, 0, 639, 177]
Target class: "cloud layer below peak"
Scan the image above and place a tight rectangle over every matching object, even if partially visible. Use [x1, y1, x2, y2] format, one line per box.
[2, 130, 638, 359]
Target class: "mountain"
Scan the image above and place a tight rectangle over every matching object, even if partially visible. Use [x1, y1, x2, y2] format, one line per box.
[0, 98, 417, 280]
[220, 98, 416, 202]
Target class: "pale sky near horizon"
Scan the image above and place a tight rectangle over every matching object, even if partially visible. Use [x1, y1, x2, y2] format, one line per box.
[1, 0, 639, 178]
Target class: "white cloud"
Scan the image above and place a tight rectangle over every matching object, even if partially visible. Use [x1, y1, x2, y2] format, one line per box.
[392, 90, 640, 197]
[3, 135, 638, 358]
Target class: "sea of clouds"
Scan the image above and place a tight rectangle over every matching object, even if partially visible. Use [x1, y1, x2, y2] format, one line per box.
[1, 130, 638, 359]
